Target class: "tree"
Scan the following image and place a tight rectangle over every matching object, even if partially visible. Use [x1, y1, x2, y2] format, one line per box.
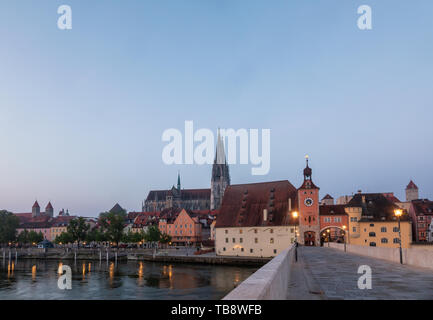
[0, 210, 20, 245]
[54, 232, 74, 244]
[159, 233, 172, 248]
[143, 225, 161, 243]
[67, 217, 90, 246]
[99, 210, 127, 246]
[28, 231, 43, 244]
[17, 230, 30, 244]
[86, 228, 107, 243]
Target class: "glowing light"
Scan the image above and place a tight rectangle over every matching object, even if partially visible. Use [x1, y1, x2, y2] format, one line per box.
[32, 265, 37, 280]
[292, 211, 299, 219]
[394, 209, 403, 217]
[58, 262, 63, 275]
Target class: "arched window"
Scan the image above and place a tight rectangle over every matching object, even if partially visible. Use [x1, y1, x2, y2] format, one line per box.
[369, 232, 376, 237]
[381, 238, 388, 243]
[369, 242, 376, 247]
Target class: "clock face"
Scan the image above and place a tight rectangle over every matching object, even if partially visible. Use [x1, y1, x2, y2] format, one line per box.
[304, 198, 314, 207]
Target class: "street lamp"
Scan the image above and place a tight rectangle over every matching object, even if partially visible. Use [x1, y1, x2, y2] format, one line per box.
[394, 209, 403, 264]
[327, 229, 330, 247]
[342, 225, 347, 252]
[292, 211, 299, 262]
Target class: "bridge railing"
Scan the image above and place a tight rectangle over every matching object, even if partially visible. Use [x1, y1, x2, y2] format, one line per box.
[223, 245, 294, 300]
[328, 242, 433, 271]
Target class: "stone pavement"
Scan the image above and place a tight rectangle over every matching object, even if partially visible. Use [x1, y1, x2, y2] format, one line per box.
[288, 246, 433, 299]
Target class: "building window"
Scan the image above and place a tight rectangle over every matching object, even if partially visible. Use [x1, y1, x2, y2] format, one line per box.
[350, 217, 357, 222]
[370, 224, 374, 227]
[223, 247, 226, 251]
[270, 238, 274, 244]
[225, 238, 228, 243]
[254, 238, 258, 244]
[334, 217, 341, 223]
[240, 238, 243, 243]
[381, 227, 387, 232]
[250, 249, 253, 253]
[232, 238, 235, 243]
[393, 238, 400, 244]
[225, 230, 228, 234]
[254, 229, 258, 234]
[239, 229, 243, 234]
[273, 249, 277, 254]
[353, 227, 356, 232]
[241, 248, 244, 252]
[270, 229, 274, 234]
[381, 238, 388, 243]
[393, 227, 399, 232]
[369, 232, 376, 237]
[369, 242, 376, 247]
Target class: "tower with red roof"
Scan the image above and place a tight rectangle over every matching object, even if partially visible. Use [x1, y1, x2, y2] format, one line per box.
[297, 156, 320, 246]
[32, 201, 40, 217]
[45, 202, 54, 217]
[406, 180, 419, 202]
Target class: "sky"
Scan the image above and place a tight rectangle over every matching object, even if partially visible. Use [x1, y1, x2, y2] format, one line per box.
[0, 0, 432, 216]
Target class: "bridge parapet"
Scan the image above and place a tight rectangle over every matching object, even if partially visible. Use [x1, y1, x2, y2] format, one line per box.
[223, 245, 294, 300]
[329, 242, 433, 271]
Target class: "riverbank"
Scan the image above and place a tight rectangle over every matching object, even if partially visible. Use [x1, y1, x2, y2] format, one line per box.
[1, 248, 270, 266]
[129, 253, 270, 266]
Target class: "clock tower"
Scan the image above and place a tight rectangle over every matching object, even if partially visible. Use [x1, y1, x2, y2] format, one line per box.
[297, 156, 320, 246]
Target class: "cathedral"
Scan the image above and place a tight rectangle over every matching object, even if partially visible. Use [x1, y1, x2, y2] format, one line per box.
[142, 130, 230, 212]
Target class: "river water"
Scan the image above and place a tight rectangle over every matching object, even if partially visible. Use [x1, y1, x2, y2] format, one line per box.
[0, 258, 256, 300]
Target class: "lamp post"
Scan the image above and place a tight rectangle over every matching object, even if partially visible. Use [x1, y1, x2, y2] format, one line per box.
[327, 229, 330, 247]
[394, 209, 403, 264]
[292, 211, 298, 262]
[342, 225, 347, 252]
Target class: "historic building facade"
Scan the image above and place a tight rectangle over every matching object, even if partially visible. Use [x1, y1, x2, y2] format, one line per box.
[215, 180, 298, 257]
[143, 130, 230, 212]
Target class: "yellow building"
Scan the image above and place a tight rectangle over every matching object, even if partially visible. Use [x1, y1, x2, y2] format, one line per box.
[215, 180, 298, 258]
[345, 193, 412, 248]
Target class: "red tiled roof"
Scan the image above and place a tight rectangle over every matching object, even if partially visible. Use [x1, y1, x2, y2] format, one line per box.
[412, 199, 433, 216]
[215, 180, 298, 228]
[406, 180, 418, 190]
[319, 205, 347, 216]
[382, 193, 401, 203]
[46, 202, 53, 209]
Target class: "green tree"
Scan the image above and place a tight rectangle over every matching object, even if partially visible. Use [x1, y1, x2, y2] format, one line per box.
[54, 232, 74, 244]
[99, 210, 127, 246]
[67, 217, 90, 246]
[86, 228, 107, 243]
[143, 225, 161, 243]
[17, 229, 30, 244]
[160, 233, 172, 246]
[28, 231, 43, 244]
[0, 210, 20, 244]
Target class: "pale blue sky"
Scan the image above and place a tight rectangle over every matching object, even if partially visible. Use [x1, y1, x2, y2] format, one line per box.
[0, 1, 432, 216]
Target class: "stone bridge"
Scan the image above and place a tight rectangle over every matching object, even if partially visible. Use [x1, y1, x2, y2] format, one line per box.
[225, 245, 433, 300]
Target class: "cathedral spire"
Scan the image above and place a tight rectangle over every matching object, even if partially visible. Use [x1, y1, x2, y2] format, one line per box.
[215, 128, 226, 165]
[211, 128, 230, 210]
[177, 171, 181, 191]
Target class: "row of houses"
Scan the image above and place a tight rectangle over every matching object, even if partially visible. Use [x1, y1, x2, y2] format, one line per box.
[213, 160, 433, 257]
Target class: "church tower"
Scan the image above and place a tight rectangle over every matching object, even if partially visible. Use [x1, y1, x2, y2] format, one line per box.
[297, 156, 320, 246]
[405, 180, 419, 201]
[32, 201, 40, 218]
[211, 129, 230, 210]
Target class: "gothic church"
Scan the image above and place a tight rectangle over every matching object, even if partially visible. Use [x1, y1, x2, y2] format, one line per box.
[142, 130, 230, 212]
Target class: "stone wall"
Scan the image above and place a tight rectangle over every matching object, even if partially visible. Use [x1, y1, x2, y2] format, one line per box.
[329, 242, 433, 271]
[223, 245, 294, 300]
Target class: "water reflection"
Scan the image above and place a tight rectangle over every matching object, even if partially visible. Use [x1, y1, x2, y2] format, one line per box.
[0, 259, 257, 300]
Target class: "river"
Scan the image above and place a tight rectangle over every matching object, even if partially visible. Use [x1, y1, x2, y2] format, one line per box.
[0, 259, 256, 300]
